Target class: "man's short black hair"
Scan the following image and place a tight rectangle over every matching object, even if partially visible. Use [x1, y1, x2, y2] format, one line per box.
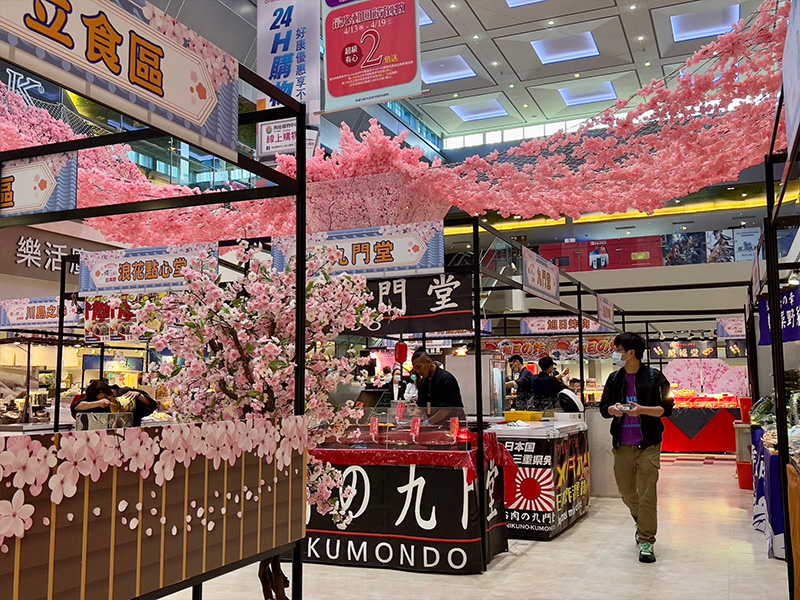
[614, 332, 646, 359]
[411, 348, 430, 362]
[538, 356, 555, 372]
[382, 366, 392, 375]
[508, 354, 524, 365]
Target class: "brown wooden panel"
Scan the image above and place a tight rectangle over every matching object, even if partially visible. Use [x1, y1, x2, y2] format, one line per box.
[242, 453, 261, 557]
[224, 460, 243, 565]
[84, 471, 114, 600]
[184, 459, 206, 579]
[162, 466, 186, 588]
[275, 457, 291, 547]
[14, 493, 51, 600]
[139, 474, 163, 595]
[259, 458, 276, 553]
[111, 467, 143, 600]
[290, 453, 307, 541]
[51, 478, 87, 600]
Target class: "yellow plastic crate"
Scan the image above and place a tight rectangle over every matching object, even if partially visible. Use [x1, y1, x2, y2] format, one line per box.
[504, 410, 544, 422]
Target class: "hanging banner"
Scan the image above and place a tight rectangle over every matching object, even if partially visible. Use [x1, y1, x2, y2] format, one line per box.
[0, 297, 80, 330]
[596, 295, 615, 330]
[716, 317, 746, 339]
[759, 287, 800, 345]
[521, 247, 560, 304]
[482, 336, 615, 362]
[79, 243, 218, 295]
[0, 153, 78, 217]
[648, 340, 717, 360]
[0, 1, 239, 161]
[323, 0, 421, 113]
[520, 317, 610, 335]
[273, 221, 444, 279]
[784, 0, 800, 160]
[355, 273, 471, 335]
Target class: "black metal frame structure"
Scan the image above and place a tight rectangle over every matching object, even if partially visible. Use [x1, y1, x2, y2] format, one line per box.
[0, 63, 308, 600]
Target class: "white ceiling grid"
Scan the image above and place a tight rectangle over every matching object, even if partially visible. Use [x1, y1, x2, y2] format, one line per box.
[414, 0, 761, 137]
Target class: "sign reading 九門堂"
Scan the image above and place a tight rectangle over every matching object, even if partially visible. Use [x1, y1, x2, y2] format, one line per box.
[522, 247, 560, 304]
[323, 0, 421, 113]
[79, 243, 218, 295]
[0, 0, 239, 161]
[0, 297, 80, 330]
[0, 154, 78, 218]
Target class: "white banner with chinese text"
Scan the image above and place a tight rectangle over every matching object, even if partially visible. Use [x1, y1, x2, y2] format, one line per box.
[521, 246, 560, 305]
[596, 295, 615, 330]
[0, 297, 80, 330]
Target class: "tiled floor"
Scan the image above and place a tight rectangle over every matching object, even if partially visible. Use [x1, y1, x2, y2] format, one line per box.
[163, 460, 789, 600]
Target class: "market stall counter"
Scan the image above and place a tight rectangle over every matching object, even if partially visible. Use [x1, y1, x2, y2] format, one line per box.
[662, 394, 741, 453]
[494, 421, 590, 540]
[307, 420, 510, 574]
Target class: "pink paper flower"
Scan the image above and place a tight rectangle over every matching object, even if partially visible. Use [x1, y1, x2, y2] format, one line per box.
[0, 490, 35, 539]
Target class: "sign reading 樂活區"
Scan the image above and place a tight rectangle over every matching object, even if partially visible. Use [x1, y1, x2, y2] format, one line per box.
[79, 243, 218, 295]
[648, 340, 718, 360]
[323, 0, 421, 113]
[596, 295, 615, 330]
[0, 1, 239, 161]
[0, 296, 80, 330]
[273, 222, 444, 279]
[521, 247, 560, 304]
[717, 317, 746, 339]
[521, 317, 610, 335]
[0, 153, 78, 217]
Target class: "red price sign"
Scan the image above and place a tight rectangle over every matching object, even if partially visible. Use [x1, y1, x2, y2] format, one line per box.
[450, 417, 460, 438]
[411, 417, 421, 437]
[395, 402, 407, 421]
[370, 417, 379, 436]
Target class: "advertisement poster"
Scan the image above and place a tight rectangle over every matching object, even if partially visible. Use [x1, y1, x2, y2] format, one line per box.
[596, 295, 615, 329]
[323, 0, 421, 113]
[483, 336, 615, 362]
[662, 233, 706, 266]
[521, 247, 560, 304]
[273, 221, 444, 279]
[734, 227, 761, 263]
[520, 316, 610, 335]
[79, 243, 218, 295]
[0, 0, 239, 161]
[759, 287, 800, 345]
[585, 240, 619, 270]
[717, 317, 746, 339]
[84, 294, 139, 343]
[502, 431, 590, 539]
[0, 297, 80, 330]
[305, 462, 506, 574]
[618, 236, 664, 268]
[648, 340, 718, 360]
[705, 230, 734, 263]
[0, 154, 78, 218]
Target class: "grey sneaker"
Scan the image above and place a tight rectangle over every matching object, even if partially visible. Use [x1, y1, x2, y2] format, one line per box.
[639, 542, 656, 563]
[635, 524, 640, 545]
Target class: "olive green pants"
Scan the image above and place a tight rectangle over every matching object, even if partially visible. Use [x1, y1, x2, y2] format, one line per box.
[613, 443, 661, 545]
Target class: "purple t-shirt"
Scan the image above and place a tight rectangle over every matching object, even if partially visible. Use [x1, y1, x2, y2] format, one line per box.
[619, 371, 643, 446]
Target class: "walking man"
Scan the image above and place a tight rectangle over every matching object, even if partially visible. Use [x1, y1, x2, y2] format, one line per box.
[599, 332, 673, 563]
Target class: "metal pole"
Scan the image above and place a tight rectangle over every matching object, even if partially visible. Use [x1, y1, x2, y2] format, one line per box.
[576, 284, 585, 406]
[644, 322, 651, 366]
[25, 341, 31, 423]
[53, 257, 69, 432]
[621, 311, 627, 332]
[292, 103, 307, 600]
[191, 583, 202, 600]
[764, 220, 795, 595]
[421, 330, 427, 353]
[746, 288, 760, 398]
[99, 343, 106, 381]
[472, 217, 488, 571]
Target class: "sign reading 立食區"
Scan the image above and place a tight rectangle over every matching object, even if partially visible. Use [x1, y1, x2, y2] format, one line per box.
[0, 0, 239, 161]
[0, 153, 78, 217]
[522, 247, 560, 304]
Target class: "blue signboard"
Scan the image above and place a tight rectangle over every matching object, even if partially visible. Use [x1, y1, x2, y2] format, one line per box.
[759, 286, 800, 345]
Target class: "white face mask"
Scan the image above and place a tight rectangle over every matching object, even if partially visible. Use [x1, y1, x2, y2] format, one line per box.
[611, 351, 627, 366]
[393, 375, 401, 382]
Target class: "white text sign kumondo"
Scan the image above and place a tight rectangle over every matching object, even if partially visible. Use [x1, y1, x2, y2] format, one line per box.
[522, 247, 560, 304]
[0, 0, 239, 161]
[0, 296, 80, 329]
[596, 295, 615, 330]
[0, 153, 78, 217]
[79, 242, 218, 295]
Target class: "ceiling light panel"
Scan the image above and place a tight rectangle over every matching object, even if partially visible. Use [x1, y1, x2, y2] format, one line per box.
[421, 55, 477, 85]
[419, 7, 434, 26]
[670, 5, 740, 43]
[531, 31, 600, 64]
[451, 99, 509, 122]
[506, 0, 549, 7]
[558, 81, 617, 106]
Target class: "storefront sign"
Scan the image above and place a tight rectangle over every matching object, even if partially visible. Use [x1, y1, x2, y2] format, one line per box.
[724, 338, 747, 359]
[273, 221, 444, 279]
[79, 243, 218, 295]
[520, 316, 610, 335]
[784, 0, 800, 159]
[759, 287, 800, 345]
[0, 296, 80, 330]
[323, 0, 421, 113]
[717, 317, 746, 339]
[256, 118, 319, 160]
[0, 58, 63, 104]
[0, 153, 78, 218]
[648, 340, 717, 360]
[502, 431, 590, 539]
[596, 295, 615, 330]
[0, 0, 239, 161]
[357, 273, 472, 335]
[521, 247, 560, 304]
[305, 461, 506, 574]
[482, 336, 615, 362]
[83, 294, 147, 343]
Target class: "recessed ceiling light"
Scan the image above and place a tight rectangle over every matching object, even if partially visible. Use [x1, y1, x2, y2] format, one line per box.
[630, 4, 637, 9]
[466, 244, 472, 249]
[513, 215, 522, 219]
[727, 187, 735, 190]
[450, 3, 457, 8]
[492, 61, 499, 66]
[547, 20, 555, 26]
[644, 61, 651, 67]
[473, 34, 480, 40]
[681, 226, 687, 231]
[741, 221, 747, 226]
[523, 104, 529, 108]
[574, 73, 581, 78]
[675, 199, 681, 204]
[742, 193, 747, 197]
[453, 93, 459, 98]
[509, 83, 515, 88]
[637, 36, 645, 41]
[626, 231, 632, 236]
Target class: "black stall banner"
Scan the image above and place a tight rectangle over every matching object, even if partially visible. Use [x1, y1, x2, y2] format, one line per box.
[358, 274, 472, 335]
[502, 431, 590, 539]
[305, 462, 507, 574]
[649, 339, 717, 360]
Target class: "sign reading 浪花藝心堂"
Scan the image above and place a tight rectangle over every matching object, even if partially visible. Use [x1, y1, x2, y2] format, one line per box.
[521, 247, 560, 304]
[0, 153, 78, 217]
[78, 243, 218, 295]
[0, 1, 239, 161]
[596, 295, 615, 330]
[272, 221, 444, 279]
[323, 0, 421, 113]
[0, 296, 80, 330]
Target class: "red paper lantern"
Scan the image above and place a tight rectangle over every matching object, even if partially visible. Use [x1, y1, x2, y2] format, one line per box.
[395, 342, 408, 364]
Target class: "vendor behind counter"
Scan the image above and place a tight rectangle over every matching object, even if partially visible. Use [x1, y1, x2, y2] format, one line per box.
[71, 380, 156, 427]
[411, 349, 466, 425]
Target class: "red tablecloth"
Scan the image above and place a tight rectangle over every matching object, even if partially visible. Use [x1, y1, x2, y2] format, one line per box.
[661, 407, 739, 453]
